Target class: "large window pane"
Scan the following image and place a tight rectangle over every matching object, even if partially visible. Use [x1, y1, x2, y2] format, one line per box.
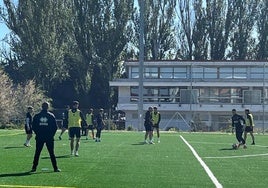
[204, 68, 217, 79]
[219, 67, 232, 79]
[234, 67, 246, 79]
[174, 67, 187, 78]
[192, 67, 203, 79]
[145, 67, 158, 78]
[131, 67, 139, 78]
[160, 67, 173, 78]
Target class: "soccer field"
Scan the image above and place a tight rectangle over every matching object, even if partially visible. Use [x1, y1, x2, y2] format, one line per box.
[0, 130, 268, 188]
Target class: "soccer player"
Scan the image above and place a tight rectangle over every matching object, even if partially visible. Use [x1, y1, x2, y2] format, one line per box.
[231, 109, 246, 149]
[31, 102, 60, 172]
[152, 106, 161, 143]
[144, 107, 154, 144]
[244, 109, 255, 145]
[66, 101, 87, 156]
[95, 108, 105, 142]
[24, 106, 33, 147]
[59, 105, 70, 140]
[85, 108, 95, 140]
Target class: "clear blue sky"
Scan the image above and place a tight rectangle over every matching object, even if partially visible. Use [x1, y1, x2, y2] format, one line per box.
[0, 0, 10, 43]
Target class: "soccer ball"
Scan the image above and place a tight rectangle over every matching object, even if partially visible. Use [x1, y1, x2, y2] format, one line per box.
[232, 143, 238, 149]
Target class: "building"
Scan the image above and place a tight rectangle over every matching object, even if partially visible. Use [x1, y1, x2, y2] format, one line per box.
[109, 60, 268, 132]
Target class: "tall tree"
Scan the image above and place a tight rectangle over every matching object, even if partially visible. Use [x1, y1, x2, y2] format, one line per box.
[228, 0, 260, 60]
[134, 0, 177, 60]
[177, 0, 195, 60]
[1, 0, 72, 92]
[256, 0, 268, 60]
[73, 0, 134, 109]
[206, 0, 237, 60]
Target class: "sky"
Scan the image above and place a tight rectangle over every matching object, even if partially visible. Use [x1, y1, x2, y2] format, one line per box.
[0, 0, 10, 46]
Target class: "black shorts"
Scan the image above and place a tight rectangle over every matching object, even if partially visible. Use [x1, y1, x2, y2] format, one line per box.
[152, 124, 159, 129]
[86, 125, 94, 130]
[61, 124, 68, 129]
[245, 126, 253, 132]
[144, 124, 153, 132]
[25, 126, 33, 134]
[69, 127, 81, 138]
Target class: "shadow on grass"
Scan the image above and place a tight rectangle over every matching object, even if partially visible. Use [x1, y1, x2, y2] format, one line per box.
[131, 142, 147, 146]
[41, 155, 71, 159]
[4, 146, 26, 149]
[219, 148, 234, 151]
[0, 171, 32, 177]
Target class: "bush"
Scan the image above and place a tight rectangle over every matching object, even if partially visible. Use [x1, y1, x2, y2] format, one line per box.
[0, 69, 51, 127]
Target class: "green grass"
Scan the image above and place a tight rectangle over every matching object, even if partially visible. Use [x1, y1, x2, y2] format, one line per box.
[0, 130, 268, 188]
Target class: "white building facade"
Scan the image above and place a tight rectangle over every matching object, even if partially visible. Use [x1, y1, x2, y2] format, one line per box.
[110, 60, 268, 132]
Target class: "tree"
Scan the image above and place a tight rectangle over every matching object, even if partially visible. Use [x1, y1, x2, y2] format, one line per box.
[73, 0, 134, 109]
[0, 68, 16, 124]
[205, 0, 237, 60]
[0, 68, 49, 126]
[1, 0, 72, 92]
[256, 1, 268, 60]
[227, 0, 260, 60]
[134, 0, 177, 60]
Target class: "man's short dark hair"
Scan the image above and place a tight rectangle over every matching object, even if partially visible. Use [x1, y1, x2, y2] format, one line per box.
[42, 102, 49, 110]
[73, 101, 79, 105]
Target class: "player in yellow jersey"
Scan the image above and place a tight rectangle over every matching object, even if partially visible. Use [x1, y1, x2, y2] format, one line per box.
[66, 101, 87, 156]
[85, 108, 95, 140]
[152, 106, 161, 143]
[244, 109, 255, 145]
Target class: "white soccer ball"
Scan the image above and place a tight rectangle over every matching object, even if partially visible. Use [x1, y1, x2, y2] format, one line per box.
[232, 143, 238, 149]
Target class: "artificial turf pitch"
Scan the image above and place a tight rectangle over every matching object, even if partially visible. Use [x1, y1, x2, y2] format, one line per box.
[0, 130, 268, 188]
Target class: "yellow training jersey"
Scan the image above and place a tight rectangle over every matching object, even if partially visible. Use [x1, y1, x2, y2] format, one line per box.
[86, 113, 93, 125]
[68, 109, 81, 128]
[245, 114, 254, 126]
[152, 112, 160, 125]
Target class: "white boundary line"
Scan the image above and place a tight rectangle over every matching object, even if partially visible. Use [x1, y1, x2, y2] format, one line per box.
[204, 153, 268, 159]
[180, 135, 223, 188]
[0, 185, 75, 188]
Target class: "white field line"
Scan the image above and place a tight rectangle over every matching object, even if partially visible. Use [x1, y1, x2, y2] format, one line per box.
[204, 153, 268, 159]
[0, 132, 23, 137]
[190, 141, 268, 148]
[0, 185, 75, 188]
[180, 135, 223, 188]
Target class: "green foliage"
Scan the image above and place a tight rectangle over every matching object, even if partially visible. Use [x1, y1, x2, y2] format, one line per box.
[256, 1, 268, 60]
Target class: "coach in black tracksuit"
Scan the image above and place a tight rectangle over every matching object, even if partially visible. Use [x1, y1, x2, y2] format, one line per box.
[231, 109, 246, 147]
[31, 102, 60, 172]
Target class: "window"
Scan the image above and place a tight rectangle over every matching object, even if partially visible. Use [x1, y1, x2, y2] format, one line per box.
[204, 67, 217, 79]
[130, 67, 139, 78]
[250, 67, 263, 79]
[174, 67, 187, 79]
[160, 67, 173, 78]
[144, 87, 158, 102]
[130, 87, 138, 102]
[219, 88, 231, 103]
[144, 67, 158, 78]
[192, 67, 203, 79]
[234, 67, 246, 79]
[250, 67, 268, 79]
[219, 67, 232, 79]
[159, 88, 170, 102]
